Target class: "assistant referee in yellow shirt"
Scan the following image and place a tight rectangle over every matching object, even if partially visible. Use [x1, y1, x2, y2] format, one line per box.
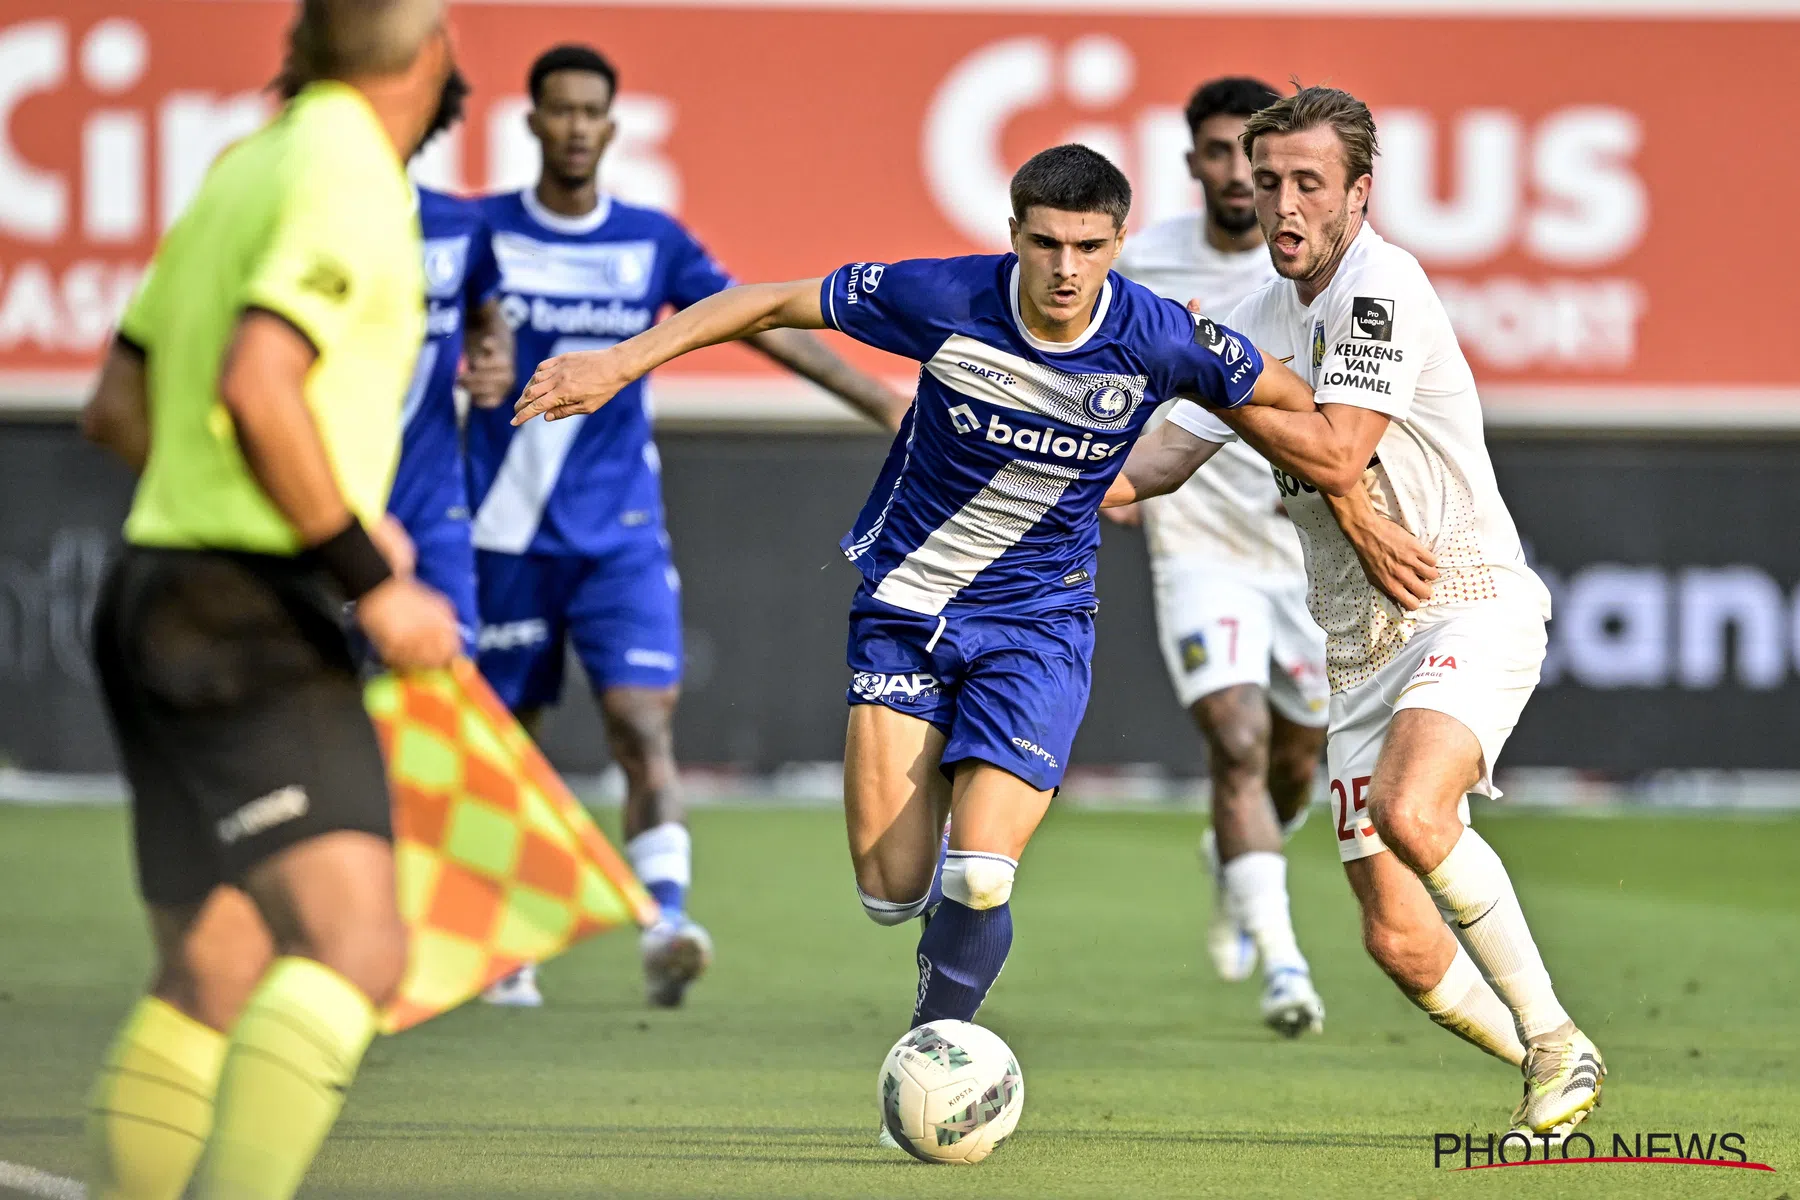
[77, 3, 460, 1196]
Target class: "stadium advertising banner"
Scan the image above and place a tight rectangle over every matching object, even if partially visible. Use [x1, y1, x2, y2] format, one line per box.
[0, 1, 1796, 426]
[5, 425, 1800, 778]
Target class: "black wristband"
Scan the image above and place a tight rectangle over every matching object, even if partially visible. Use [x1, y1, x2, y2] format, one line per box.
[312, 518, 392, 601]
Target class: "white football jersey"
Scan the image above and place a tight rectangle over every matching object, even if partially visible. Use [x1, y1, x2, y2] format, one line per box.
[1116, 215, 1300, 577]
[1224, 224, 1552, 693]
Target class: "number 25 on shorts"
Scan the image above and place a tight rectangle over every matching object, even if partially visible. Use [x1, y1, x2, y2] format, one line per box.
[1331, 775, 1372, 842]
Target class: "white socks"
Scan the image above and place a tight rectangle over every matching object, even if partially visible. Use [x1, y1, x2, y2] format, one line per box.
[1423, 828, 1572, 1046]
[627, 822, 691, 890]
[1280, 804, 1312, 841]
[1411, 943, 1526, 1066]
[1221, 852, 1308, 977]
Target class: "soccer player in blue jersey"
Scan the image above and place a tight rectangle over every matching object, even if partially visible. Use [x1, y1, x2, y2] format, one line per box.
[469, 44, 908, 1008]
[277, 64, 515, 649]
[511, 145, 1329, 1085]
[401, 69, 514, 646]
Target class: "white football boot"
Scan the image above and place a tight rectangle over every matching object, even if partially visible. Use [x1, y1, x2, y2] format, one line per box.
[1199, 828, 1257, 983]
[1261, 967, 1326, 1038]
[642, 916, 713, 1008]
[481, 963, 543, 1008]
[1511, 1028, 1606, 1139]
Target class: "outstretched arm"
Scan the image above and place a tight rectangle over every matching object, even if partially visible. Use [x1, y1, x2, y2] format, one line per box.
[1102, 420, 1226, 508]
[749, 328, 909, 432]
[1221, 402, 1389, 497]
[514, 279, 826, 425]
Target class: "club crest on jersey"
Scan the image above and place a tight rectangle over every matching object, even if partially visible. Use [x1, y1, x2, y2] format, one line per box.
[1084, 384, 1130, 421]
[1312, 320, 1327, 370]
[422, 236, 470, 299]
[1179, 633, 1208, 671]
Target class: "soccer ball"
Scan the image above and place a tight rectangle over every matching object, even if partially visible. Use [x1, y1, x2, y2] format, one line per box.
[877, 1019, 1024, 1164]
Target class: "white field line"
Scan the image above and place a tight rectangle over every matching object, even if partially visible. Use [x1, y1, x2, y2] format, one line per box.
[0, 1161, 84, 1200]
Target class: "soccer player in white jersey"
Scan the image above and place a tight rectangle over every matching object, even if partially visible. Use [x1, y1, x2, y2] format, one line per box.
[1115, 76, 1339, 1036]
[1110, 87, 1604, 1139]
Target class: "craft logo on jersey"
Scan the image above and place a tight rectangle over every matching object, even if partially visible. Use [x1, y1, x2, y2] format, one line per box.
[1084, 384, 1130, 422]
[852, 671, 941, 704]
[947, 403, 981, 434]
[1351, 297, 1395, 342]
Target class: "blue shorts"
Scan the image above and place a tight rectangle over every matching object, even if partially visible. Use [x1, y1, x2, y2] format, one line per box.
[845, 587, 1094, 792]
[475, 542, 682, 710]
[409, 519, 479, 654]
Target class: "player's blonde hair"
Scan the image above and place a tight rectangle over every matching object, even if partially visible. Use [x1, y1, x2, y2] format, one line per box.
[285, 0, 444, 81]
[1240, 85, 1380, 185]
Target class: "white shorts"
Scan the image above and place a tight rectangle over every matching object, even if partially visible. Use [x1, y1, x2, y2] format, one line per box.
[1327, 603, 1548, 863]
[1151, 557, 1329, 727]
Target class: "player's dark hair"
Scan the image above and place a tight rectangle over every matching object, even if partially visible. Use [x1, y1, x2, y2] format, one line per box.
[1009, 144, 1132, 229]
[528, 44, 618, 105]
[1241, 84, 1380, 184]
[1184, 76, 1281, 135]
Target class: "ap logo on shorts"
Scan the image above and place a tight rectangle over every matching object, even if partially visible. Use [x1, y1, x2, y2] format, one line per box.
[852, 672, 940, 705]
[1084, 385, 1130, 422]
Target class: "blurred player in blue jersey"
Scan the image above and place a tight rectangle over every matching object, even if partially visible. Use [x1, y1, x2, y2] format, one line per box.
[276, 65, 515, 648]
[470, 45, 908, 1008]
[510, 147, 1353, 1123]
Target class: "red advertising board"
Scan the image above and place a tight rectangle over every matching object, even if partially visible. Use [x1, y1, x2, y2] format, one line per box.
[0, 1, 1792, 425]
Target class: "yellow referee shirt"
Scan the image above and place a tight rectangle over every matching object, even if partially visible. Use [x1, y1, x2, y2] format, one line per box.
[118, 81, 425, 555]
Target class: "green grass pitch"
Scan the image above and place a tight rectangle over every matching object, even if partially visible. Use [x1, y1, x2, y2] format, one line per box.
[1, 803, 1795, 1199]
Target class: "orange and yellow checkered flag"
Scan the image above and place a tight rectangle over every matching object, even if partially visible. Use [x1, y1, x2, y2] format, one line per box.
[364, 659, 659, 1033]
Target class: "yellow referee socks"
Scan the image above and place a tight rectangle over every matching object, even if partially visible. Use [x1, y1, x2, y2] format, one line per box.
[189, 957, 378, 1200]
[86, 995, 228, 1200]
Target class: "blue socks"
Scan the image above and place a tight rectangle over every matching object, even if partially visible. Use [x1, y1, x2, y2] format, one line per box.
[645, 879, 685, 918]
[912, 899, 1012, 1026]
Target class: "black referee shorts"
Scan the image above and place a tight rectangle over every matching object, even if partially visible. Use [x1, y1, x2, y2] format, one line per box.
[91, 546, 393, 907]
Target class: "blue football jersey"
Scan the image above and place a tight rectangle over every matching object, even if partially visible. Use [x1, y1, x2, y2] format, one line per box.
[467, 190, 736, 557]
[821, 255, 1262, 615]
[387, 186, 500, 534]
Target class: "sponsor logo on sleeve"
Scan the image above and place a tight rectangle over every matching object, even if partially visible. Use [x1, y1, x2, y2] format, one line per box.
[1191, 314, 1227, 353]
[299, 256, 351, 302]
[1350, 297, 1395, 342]
[846, 261, 888, 305]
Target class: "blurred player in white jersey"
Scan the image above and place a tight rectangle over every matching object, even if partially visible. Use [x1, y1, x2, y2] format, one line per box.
[1114, 76, 1334, 1037]
[1174, 86, 1602, 1138]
